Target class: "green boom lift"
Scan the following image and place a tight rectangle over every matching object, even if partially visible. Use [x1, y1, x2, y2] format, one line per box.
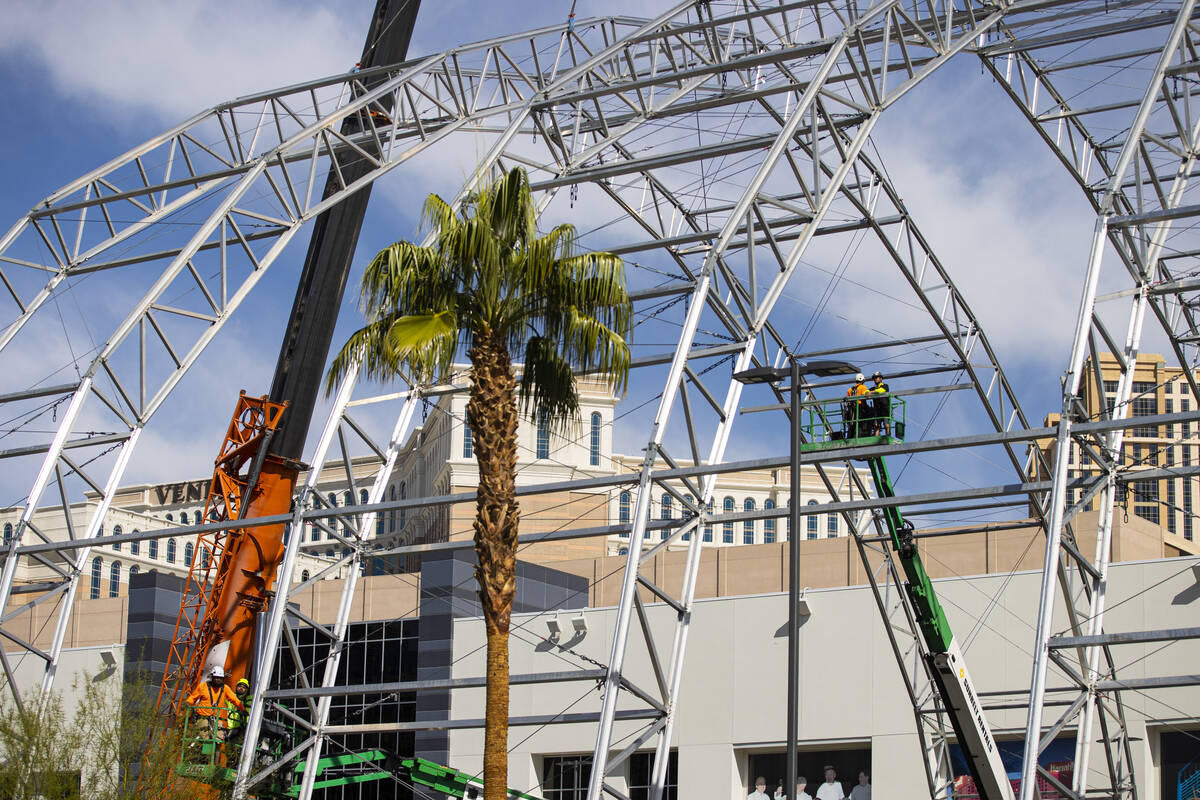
[799, 392, 1014, 800]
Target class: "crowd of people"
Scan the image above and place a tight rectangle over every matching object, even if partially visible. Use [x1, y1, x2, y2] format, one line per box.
[749, 767, 871, 800]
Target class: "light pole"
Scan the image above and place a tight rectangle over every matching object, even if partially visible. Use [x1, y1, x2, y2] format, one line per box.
[733, 359, 857, 800]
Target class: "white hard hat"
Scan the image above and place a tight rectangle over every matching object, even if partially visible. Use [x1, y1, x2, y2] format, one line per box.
[210, 665, 225, 679]
[855, 373, 865, 382]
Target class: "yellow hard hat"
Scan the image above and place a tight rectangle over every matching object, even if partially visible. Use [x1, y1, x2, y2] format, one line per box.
[236, 678, 250, 690]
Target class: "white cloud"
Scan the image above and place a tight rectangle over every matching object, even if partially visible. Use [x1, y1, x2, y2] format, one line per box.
[0, 0, 364, 124]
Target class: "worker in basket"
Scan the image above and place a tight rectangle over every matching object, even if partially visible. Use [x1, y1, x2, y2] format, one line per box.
[185, 665, 245, 754]
[869, 371, 890, 435]
[226, 678, 252, 745]
[843, 373, 870, 438]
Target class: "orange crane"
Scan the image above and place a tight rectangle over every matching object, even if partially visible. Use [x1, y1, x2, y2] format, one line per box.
[149, 0, 423, 772]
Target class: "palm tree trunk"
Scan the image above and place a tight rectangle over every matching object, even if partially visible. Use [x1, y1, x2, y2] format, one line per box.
[467, 332, 520, 800]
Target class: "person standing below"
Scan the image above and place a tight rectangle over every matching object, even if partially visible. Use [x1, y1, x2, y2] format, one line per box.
[869, 371, 890, 436]
[749, 777, 773, 800]
[815, 766, 845, 800]
[775, 777, 813, 800]
[845, 374, 870, 438]
[848, 771, 871, 800]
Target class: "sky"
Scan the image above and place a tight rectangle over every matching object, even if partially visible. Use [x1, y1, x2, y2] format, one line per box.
[0, 0, 1123, 509]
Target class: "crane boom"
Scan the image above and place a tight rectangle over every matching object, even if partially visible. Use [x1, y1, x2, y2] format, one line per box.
[154, 0, 422, 732]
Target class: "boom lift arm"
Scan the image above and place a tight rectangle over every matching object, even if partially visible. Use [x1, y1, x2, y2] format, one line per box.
[868, 455, 1014, 800]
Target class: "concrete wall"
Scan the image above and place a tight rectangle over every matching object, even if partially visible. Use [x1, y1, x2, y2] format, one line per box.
[446, 557, 1200, 800]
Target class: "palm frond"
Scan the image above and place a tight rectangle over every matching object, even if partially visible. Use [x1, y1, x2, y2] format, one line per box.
[360, 241, 453, 318]
[519, 336, 580, 431]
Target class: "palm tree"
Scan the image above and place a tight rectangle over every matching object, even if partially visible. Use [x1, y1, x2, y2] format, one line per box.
[328, 166, 631, 800]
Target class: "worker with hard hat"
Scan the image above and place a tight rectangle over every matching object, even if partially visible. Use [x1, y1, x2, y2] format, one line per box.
[185, 666, 245, 744]
[845, 373, 870, 438]
[869, 371, 891, 435]
[226, 677, 253, 744]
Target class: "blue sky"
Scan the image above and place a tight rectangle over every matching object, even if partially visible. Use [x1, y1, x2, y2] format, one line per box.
[0, 1, 1117, 511]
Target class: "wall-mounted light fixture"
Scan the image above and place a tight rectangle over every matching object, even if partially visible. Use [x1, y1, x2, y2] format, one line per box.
[570, 611, 588, 635]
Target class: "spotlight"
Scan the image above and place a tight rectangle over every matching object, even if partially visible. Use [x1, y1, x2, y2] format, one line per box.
[546, 612, 562, 638]
[571, 612, 588, 635]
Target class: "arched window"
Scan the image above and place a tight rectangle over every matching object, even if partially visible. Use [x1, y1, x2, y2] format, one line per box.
[2, 523, 11, 546]
[704, 499, 713, 542]
[148, 539, 158, 560]
[400, 482, 407, 529]
[722, 497, 734, 544]
[166, 513, 173, 523]
[619, 491, 631, 537]
[90, 558, 102, 599]
[109, 561, 121, 597]
[301, 570, 310, 583]
[129, 565, 139, 580]
[536, 411, 550, 459]
[827, 513, 838, 537]
[388, 485, 397, 533]
[786, 499, 791, 540]
[200, 546, 210, 567]
[184, 542, 194, 566]
[807, 499, 819, 539]
[463, 422, 473, 458]
[326, 549, 335, 559]
[113, 525, 122, 551]
[590, 412, 602, 466]
[326, 493, 337, 539]
[661, 494, 673, 520]
[130, 534, 139, 556]
[193, 511, 202, 525]
[764, 499, 776, 543]
[166, 539, 176, 564]
[343, 491, 353, 537]
[743, 498, 756, 544]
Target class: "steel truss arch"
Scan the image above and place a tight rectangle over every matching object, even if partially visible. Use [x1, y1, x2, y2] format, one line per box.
[4, 3, 1193, 800]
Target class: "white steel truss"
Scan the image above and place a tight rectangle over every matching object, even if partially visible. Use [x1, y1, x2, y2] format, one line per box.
[0, 3, 1198, 800]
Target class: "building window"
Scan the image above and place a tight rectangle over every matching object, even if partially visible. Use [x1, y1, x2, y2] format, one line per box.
[184, 542, 194, 567]
[113, 524, 122, 550]
[743, 498, 756, 544]
[199, 546, 210, 568]
[704, 499, 713, 542]
[629, 751, 678, 800]
[389, 484, 397, 533]
[619, 491, 631, 537]
[1131, 381, 1158, 437]
[1168, 475, 1178, 534]
[682, 494, 693, 541]
[827, 513, 838, 537]
[129, 565, 139, 580]
[130, 535, 139, 556]
[542, 755, 592, 800]
[723, 497, 734, 544]
[167, 539, 176, 564]
[764, 500, 776, 543]
[2, 523, 10, 547]
[109, 562, 121, 598]
[90, 558, 102, 599]
[786, 499, 791, 540]
[463, 420, 474, 458]
[400, 482, 407, 529]
[148, 539, 158, 560]
[537, 411, 550, 459]
[1132, 479, 1160, 524]
[324, 493, 335, 540]
[166, 513, 173, 522]
[807, 499, 818, 539]
[590, 412, 602, 466]
[301, 570, 310, 583]
[661, 494, 673, 520]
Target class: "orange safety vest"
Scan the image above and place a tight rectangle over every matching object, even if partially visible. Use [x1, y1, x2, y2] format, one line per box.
[846, 382, 869, 398]
[186, 682, 244, 723]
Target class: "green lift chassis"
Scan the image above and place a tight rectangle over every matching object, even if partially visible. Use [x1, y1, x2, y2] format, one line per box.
[801, 394, 1013, 800]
